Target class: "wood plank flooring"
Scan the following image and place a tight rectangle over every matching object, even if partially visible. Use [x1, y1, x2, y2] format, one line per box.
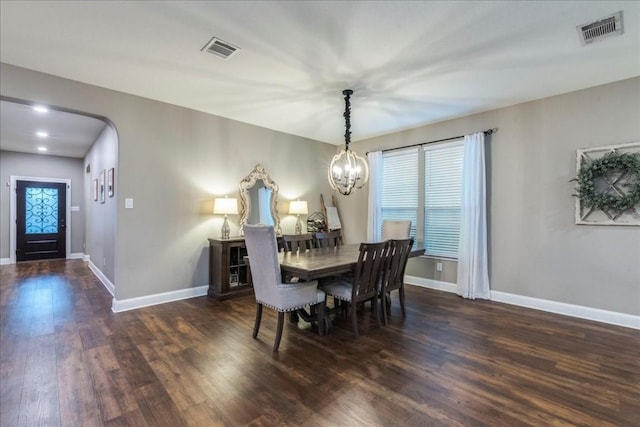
[1, 259, 638, 426]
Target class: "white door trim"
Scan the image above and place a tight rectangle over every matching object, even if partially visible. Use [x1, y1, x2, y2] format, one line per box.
[9, 176, 72, 264]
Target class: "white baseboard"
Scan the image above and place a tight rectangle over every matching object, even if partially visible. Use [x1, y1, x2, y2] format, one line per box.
[85, 258, 208, 313]
[112, 285, 209, 313]
[491, 291, 640, 330]
[83, 254, 90, 262]
[1, 253, 85, 265]
[404, 275, 639, 330]
[405, 275, 458, 293]
[88, 260, 115, 296]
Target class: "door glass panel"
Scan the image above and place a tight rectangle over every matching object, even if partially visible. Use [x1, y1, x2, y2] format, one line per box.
[25, 187, 58, 234]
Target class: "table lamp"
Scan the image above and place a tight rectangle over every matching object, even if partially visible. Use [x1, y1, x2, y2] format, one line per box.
[289, 200, 308, 235]
[214, 196, 238, 239]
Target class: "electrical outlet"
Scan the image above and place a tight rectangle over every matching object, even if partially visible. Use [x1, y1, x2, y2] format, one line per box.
[436, 262, 443, 271]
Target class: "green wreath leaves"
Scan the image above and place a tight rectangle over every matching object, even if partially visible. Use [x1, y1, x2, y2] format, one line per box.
[574, 151, 640, 214]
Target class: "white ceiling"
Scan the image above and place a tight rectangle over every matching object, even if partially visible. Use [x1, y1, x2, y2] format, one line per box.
[1, 1, 639, 156]
[0, 100, 106, 158]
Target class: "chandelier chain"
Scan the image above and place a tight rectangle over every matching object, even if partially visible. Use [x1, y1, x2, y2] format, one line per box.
[328, 89, 369, 195]
[343, 89, 353, 149]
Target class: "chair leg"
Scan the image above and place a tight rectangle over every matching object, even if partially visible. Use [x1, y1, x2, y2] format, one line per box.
[373, 297, 381, 328]
[273, 311, 285, 352]
[350, 303, 359, 340]
[399, 286, 406, 315]
[253, 303, 263, 338]
[289, 310, 299, 323]
[317, 300, 326, 337]
[381, 293, 389, 325]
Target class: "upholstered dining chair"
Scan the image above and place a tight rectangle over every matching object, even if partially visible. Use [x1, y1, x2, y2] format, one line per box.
[320, 241, 388, 339]
[282, 233, 314, 252]
[380, 238, 413, 325]
[243, 224, 326, 352]
[381, 220, 412, 240]
[314, 230, 342, 248]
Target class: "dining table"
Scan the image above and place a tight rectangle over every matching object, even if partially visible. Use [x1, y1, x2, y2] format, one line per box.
[246, 242, 424, 335]
[278, 242, 424, 282]
[278, 242, 424, 333]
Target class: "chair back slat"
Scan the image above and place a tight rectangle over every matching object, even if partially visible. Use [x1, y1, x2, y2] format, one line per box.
[382, 238, 413, 293]
[282, 233, 314, 252]
[314, 230, 342, 248]
[352, 241, 388, 302]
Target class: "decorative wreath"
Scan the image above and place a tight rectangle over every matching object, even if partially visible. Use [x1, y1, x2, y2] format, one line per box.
[574, 151, 640, 213]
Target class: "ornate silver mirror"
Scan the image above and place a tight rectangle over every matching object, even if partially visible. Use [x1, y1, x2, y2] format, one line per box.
[239, 164, 281, 235]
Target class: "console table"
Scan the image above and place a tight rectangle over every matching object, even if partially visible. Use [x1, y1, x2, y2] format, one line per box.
[208, 236, 283, 300]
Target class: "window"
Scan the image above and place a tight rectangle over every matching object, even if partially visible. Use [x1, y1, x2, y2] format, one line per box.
[381, 149, 418, 239]
[25, 187, 59, 234]
[423, 142, 464, 258]
[379, 140, 464, 258]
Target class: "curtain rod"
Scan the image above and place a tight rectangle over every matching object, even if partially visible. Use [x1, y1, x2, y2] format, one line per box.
[366, 127, 497, 155]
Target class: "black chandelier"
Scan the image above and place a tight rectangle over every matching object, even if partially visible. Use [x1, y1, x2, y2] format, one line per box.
[328, 89, 369, 195]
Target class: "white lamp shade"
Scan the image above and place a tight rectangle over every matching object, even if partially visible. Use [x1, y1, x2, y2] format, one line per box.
[213, 197, 238, 215]
[289, 200, 308, 215]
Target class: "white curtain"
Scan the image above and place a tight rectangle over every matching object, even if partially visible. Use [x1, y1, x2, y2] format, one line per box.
[367, 151, 383, 242]
[457, 132, 491, 299]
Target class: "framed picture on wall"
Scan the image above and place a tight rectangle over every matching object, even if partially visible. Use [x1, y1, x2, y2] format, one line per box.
[99, 169, 105, 204]
[93, 179, 98, 201]
[107, 168, 114, 197]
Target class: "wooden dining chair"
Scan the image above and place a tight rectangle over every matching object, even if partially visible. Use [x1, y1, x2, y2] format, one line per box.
[379, 238, 413, 325]
[314, 230, 342, 248]
[282, 233, 314, 252]
[381, 220, 412, 240]
[281, 233, 314, 283]
[320, 241, 388, 339]
[243, 224, 326, 351]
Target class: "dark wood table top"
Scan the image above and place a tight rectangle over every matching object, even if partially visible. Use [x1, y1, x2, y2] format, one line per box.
[279, 243, 424, 282]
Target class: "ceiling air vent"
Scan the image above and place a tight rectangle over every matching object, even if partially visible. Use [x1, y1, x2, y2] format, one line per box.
[201, 37, 240, 60]
[577, 11, 623, 46]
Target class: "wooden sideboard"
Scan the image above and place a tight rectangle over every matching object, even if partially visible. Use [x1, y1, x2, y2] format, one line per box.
[208, 236, 283, 300]
[208, 237, 251, 300]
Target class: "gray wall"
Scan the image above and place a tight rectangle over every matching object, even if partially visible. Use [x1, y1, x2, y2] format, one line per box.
[341, 76, 640, 316]
[0, 150, 85, 257]
[0, 63, 336, 301]
[3, 62, 637, 316]
[84, 125, 118, 282]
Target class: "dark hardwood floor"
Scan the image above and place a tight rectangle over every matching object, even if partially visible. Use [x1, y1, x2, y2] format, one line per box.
[1, 260, 638, 426]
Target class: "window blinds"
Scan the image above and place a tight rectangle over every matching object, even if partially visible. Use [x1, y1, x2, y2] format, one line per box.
[423, 142, 464, 258]
[381, 149, 418, 239]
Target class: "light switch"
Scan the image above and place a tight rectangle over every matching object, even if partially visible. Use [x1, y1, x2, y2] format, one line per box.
[71, 206, 80, 212]
[125, 198, 134, 209]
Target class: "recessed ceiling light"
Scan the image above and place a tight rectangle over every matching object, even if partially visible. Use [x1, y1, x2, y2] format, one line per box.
[32, 105, 49, 113]
[37, 146, 47, 152]
[36, 131, 49, 138]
